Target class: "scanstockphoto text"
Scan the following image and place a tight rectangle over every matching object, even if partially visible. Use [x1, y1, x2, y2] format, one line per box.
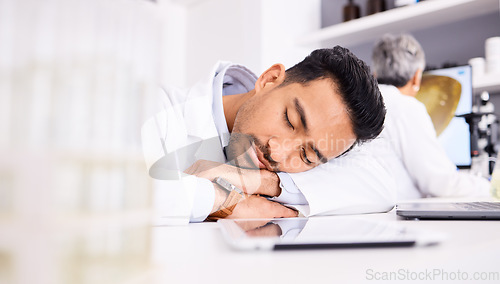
[365, 268, 500, 281]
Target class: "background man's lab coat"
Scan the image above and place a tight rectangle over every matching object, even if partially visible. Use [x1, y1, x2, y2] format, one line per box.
[371, 84, 490, 199]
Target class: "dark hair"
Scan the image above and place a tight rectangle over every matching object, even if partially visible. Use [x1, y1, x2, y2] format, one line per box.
[281, 45, 386, 146]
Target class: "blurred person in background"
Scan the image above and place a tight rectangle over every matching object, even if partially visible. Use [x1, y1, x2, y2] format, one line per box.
[370, 33, 490, 200]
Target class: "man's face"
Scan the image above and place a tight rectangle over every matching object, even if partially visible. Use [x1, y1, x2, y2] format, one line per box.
[225, 78, 356, 173]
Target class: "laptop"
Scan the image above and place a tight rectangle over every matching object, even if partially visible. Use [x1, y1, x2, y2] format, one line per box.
[396, 201, 500, 220]
[217, 216, 444, 251]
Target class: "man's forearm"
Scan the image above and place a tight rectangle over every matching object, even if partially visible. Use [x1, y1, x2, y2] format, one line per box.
[257, 170, 281, 197]
[185, 160, 273, 195]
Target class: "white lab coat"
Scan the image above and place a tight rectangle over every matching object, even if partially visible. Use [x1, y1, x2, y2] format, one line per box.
[373, 84, 490, 200]
[141, 62, 397, 223]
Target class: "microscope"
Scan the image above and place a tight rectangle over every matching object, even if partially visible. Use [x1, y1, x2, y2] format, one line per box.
[464, 91, 499, 177]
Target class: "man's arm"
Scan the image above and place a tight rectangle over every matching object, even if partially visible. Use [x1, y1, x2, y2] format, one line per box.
[184, 159, 282, 197]
[184, 160, 299, 219]
[185, 150, 397, 218]
[207, 179, 297, 219]
[389, 102, 490, 197]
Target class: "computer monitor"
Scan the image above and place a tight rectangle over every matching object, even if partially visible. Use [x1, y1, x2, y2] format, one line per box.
[420, 65, 473, 168]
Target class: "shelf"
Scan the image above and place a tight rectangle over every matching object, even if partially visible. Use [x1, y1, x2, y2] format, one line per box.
[473, 73, 500, 94]
[297, 0, 500, 48]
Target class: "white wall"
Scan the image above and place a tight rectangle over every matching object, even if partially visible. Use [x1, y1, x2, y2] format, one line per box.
[260, 0, 321, 72]
[158, 0, 188, 87]
[185, 0, 263, 85]
[181, 0, 321, 86]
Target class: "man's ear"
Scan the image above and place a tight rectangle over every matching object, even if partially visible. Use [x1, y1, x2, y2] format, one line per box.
[255, 64, 286, 92]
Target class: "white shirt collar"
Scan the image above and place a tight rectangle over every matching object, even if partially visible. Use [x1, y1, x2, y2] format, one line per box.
[211, 64, 257, 148]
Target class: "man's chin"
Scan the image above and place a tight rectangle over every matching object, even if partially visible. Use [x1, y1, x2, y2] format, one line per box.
[225, 133, 260, 169]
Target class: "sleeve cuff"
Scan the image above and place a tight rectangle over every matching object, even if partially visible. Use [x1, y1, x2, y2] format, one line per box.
[269, 172, 308, 205]
[151, 177, 214, 224]
[190, 177, 215, 222]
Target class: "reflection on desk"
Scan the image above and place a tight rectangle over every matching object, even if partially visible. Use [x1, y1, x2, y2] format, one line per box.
[150, 198, 500, 284]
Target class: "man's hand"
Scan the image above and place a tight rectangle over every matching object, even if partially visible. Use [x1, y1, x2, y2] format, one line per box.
[228, 195, 298, 219]
[185, 160, 297, 220]
[184, 159, 281, 197]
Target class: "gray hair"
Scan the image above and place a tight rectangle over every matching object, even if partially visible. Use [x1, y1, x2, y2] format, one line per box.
[371, 33, 425, 87]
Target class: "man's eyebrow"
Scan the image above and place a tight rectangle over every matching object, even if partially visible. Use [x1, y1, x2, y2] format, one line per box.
[294, 98, 308, 133]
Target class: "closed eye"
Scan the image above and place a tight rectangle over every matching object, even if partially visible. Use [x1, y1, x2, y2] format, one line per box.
[284, 109, 294, 130]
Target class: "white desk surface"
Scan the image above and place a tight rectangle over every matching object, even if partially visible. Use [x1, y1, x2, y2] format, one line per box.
[150, 198, 500, 284]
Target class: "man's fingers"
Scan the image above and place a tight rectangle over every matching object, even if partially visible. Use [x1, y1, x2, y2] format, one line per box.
[184, 159, 204, 176]
[228, 195, 298, 219]
[183, 160, 273, 197]
[183, 164, 195, 175]
[255, 196, 298, 218]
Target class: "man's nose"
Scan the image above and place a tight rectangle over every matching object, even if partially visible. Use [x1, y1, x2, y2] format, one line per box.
[268, 136, 301, 163]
